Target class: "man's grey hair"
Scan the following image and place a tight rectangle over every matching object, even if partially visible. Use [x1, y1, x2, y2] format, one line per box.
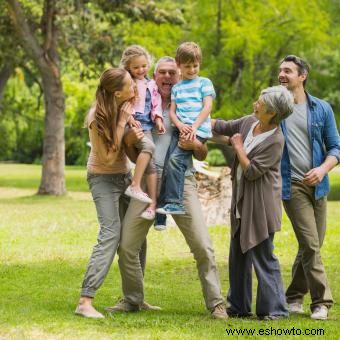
[154, 56, 176, 75]
[260, 85, 294, 125]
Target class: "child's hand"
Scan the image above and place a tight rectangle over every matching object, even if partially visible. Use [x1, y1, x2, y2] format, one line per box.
[128, 116, 141, 128]
[186, 125, 197, 141]
[155, 118, 166, 135]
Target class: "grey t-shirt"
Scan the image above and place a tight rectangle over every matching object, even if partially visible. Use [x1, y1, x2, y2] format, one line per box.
[285, 103, 312, 181]
[152, 107, 193, 175]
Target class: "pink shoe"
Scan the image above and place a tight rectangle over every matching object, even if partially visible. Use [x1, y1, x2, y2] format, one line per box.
[125, 186, 152, 203]
[141, 208, 156, 220]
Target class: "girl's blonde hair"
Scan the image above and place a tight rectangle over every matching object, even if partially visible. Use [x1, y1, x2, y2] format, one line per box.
[90, 67, 128, 151]
[120, 45, 152, 72]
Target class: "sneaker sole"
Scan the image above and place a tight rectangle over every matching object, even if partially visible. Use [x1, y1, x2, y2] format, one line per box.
[154, 225, 167, 231]
[289, 309, 304, 314]
[311, 314, 328, 320]
[155, 208, 167, 214]
[140, 213, 155, 220]
[105, 306, 139, 313]
[125, 189, 152, 204]
[156, 208, 185, 215]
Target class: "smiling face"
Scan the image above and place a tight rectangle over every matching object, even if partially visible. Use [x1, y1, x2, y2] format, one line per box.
[154, 61, 179, 101]
[128, 55, 149, 80]
[178, 61, 200, 80]
[278, 61, 306, 92]
[253, 96, 275, 125]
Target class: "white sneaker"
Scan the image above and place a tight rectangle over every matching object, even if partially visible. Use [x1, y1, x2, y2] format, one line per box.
[140, 208, 155, 220]
[311, 305, 328, 320]
[288, 302, 304, 314]
[125, 186, 152, 203]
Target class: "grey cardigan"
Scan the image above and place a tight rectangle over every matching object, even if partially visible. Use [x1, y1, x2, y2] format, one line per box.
[214, 115, 284, 253]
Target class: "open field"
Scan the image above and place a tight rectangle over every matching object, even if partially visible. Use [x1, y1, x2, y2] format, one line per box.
[1, 163, 339, 200]
[0, 164, 339, 339]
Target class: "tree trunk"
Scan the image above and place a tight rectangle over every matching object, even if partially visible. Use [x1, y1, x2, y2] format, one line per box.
[213, 0, 222, 110]
[166, 166, 232, 226]
[38, 68, 65, 195]
[7, 0, 66, 195]
[0, 64, 12, 104]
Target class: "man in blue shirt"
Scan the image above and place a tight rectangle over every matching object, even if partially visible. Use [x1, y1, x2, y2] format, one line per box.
[279, 55, 340, 320]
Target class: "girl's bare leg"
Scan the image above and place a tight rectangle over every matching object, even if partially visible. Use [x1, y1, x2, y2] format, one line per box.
[145, 172, 157, 211]
[130, 152, 151, 192]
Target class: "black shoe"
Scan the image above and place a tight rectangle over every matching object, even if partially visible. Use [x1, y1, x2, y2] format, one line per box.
[227, 309, 253, 318]
[258, 314, 287, 321]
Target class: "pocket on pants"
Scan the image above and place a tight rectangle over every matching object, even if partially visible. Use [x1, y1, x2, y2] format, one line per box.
[123, 172, 132, 189]
[87, 173, 102, 188]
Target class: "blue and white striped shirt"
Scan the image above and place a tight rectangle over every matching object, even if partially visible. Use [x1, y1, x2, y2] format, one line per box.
[171, 76, 215, 138]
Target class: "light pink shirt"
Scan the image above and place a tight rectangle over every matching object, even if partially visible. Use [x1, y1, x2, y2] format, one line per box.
[134, 78, 163, 122]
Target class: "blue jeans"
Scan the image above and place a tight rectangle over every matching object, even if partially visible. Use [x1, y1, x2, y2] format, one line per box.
[158, 129, 205, 206]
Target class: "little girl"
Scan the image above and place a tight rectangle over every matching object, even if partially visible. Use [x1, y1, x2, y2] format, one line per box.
[120, 45, 165, 223]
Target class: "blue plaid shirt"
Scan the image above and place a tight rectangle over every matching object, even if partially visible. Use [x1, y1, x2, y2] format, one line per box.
[281, 92, 340, 200]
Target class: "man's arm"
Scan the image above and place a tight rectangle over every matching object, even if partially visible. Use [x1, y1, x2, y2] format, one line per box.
[178, 136, 208, 161]
[303, 156, 338, 186]
[304, 103, 340, 186]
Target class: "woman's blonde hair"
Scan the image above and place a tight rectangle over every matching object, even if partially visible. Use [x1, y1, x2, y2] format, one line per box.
[91, 67, 128, 151]
[120, 45, 152, 72]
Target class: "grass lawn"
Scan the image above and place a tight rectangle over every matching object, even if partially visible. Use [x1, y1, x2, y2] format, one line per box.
[0, 163, 89, 192]
[0, 164, 339, 339]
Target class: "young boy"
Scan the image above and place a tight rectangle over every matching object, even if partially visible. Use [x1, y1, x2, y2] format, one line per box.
[156, 42, 215, 215]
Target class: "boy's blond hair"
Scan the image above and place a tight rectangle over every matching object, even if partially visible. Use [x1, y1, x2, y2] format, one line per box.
[175, 42, 202, 64]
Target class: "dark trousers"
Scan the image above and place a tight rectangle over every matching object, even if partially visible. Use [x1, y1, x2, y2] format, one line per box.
[227, 230, 288, 317]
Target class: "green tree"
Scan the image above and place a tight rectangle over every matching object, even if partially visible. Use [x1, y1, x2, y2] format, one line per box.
[187, 0, 335, 119]
[3, 0, 185, 194]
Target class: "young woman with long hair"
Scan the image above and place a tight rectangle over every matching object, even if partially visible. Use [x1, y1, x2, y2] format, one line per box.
[75, 68, 146, 318]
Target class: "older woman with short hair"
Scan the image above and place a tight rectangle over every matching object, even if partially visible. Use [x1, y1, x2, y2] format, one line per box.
[212, 85, 294, 320]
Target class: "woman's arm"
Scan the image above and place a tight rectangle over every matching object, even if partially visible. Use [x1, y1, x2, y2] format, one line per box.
[212, 117, 244, 137]
[230, 133, 250, 170]
[210, 132, 230, 145]
[123, 127, 144, 163]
